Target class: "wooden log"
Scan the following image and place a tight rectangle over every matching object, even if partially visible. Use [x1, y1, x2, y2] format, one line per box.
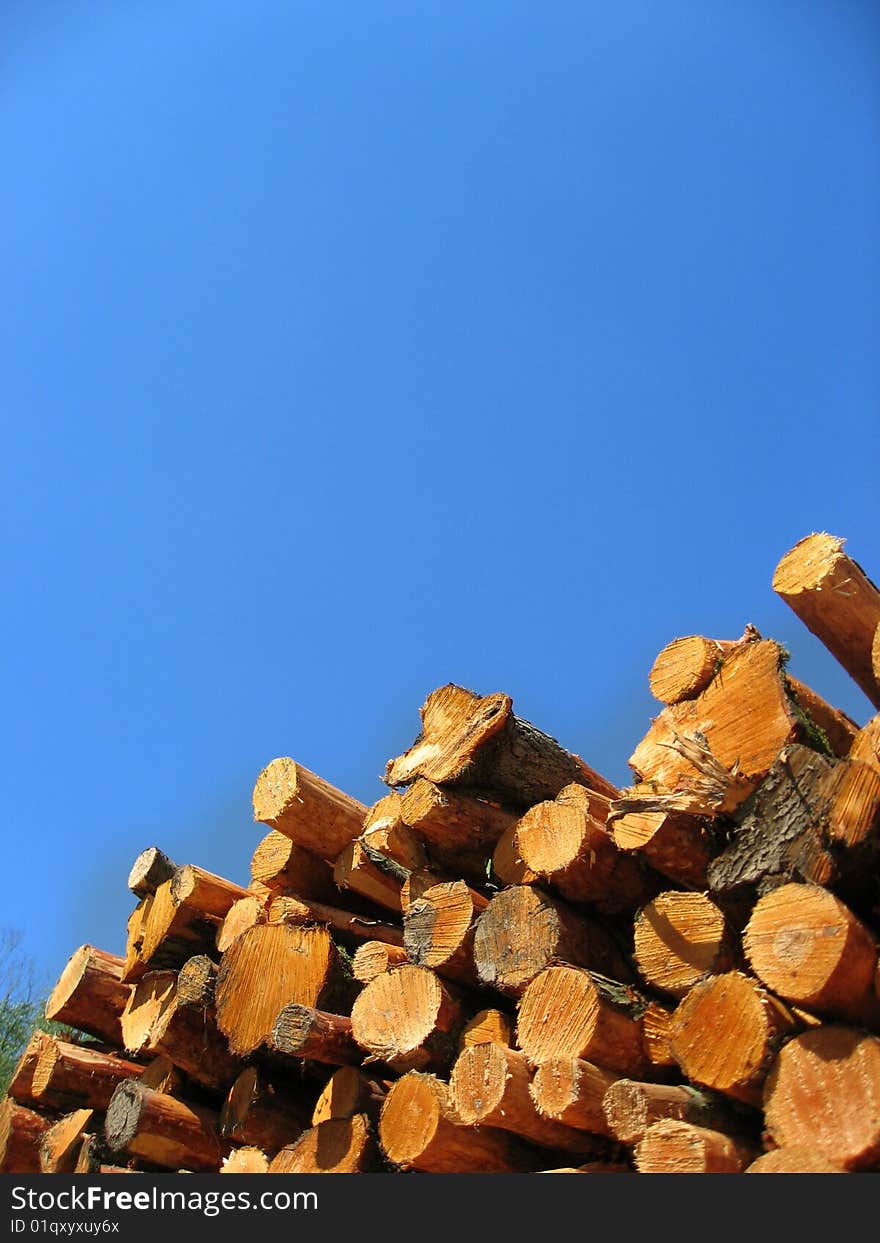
[634, 1120, 757, 1173]
[221, 1147, 269, 1173]
[220, 1066, 308, 1154]
[352, 941, 409, 982]
[46, 945, 129, 1045]
[334, 840, 404, 913]
[460, 1008, 512, 1050]
[516, 966, 649, 1075]
[32, 1038, 143, 1112]
[400, 778, 517, 869]
[177, 955, 218, 1008]
[7, 1030, 53, 1105]
[138, 1056, 185, 1096]
[746, 1148, 845, 1173]
[216, 894, 268, 954]
[529, 1058, 617, 1136]
[350, 964, 463, 1072]
[215, 922, 341, 1057]
[649, 633, 750, 704]
[272, 1005, 361, 1065]
[363, 793, 431, 871]
[138, 879, 218, 970]
[744, 882, 880, 1025]
[40, 1109, 94, 1174]
[172, 865, 249, 921]
[640, 1002, 677, 1074]
[0, 1100, 49, 1173]
[122, 898, 150, 983]
[267, 894, 404, 948]
[514, 790, 657, 912]
[609, 799, 716, 889]
[268, 1115, 375, 1173]
[773, 532, 880, 708]
[633, 891, 738, 999]
[473, 885, 633, 995]
[74, 1133, 136, 1174]
[784, 674, 859, 758]
[850, 713, 880, 774]
[128, 847, 177, 898]
[399, 866, 452, 910]
[763, 1025, 880, 1170]
[404, 879, 487, 987]
[602, 1080, 752, 1145]
[386, 683, 617, 806]
[379, 1072, 538, 1172]
[491, 824, 538, 886]
[670, 971, 798, 1106]
[821, 756, 880, 850]
[450, 1044, 608, 1156]
[253, 757, 367, 861]
[312, 1067, 387, 1126]
[105, 1080, 228, 1172]
[121, 970, 177, 1052]
[250, 830, 336, 898]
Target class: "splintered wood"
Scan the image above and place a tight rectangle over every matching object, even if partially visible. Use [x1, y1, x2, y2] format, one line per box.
[8, 528, 879, 1174]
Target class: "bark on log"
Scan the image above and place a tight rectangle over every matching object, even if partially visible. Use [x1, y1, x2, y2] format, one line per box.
[32, 1038, 143, 1112]
[46, 945, 129, 1045]
[271, 1005, 361, 1066]
[609, 800, 716, 889]
[404, 880, 487, 987]
[350, 964, 463, 1073]
[171, 865, 249, 921]
[0, 1100, 49, 1173]
[128, 847, 177, 898]
[529, 1058, 617, 1136]
[252, 757, 367, 861]
[268, 1115, 375, 1173]
[333, 840, 405, 913]
[633, 891, 738, 999]
[773, 532, 880, 707]
[105, 1081, 228, 1172]
[220, 1066, 308, 1154]
[267, 894, 404, 948]
[40, 1109, 94, 1174]
[250, 830, 336, 899]
[785, 674, 859, 758]
[459, 1008, 513, 1050]
[311, 1067, 387, 1126]
[602, 1080, 752, 1145]
[352, 941, 409, 982]
[176, 955, 218, 1009]
[634, 1119, 757, 1173]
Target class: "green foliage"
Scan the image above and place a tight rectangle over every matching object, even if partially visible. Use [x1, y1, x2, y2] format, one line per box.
[0, 929, 69, 1096]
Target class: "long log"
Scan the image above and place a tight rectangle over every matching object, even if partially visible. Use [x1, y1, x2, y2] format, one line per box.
[40, 1109, 94, 1174]
[648, 632, 752, 704]
[171, 865, 249, 921]
[32, 1038, 143, 1112]
[385, 683, 616, 806]
[334, 840, 405, 913]
[137, 879, 219, 971]
[351, 964, 463, 1073]
[491, 824, 537, 886]
[46, 945, 129, 1045]
[602, 1080, 753, 1145]
[529, 1058, 617, 1136]
[609, 800, 716, 889]
[250, 830, 336, 899]
[400, 778, 517, 876]
[268, 1115, 376, 1173]
[220, 1066, 308, 1154]
[634, 1120, 757, 1173]
[267, 894, 404, 949]
[252, 757, 367, 861]
[773, 532, 880, 708]
[633, 891, 738, 999]
[128, 847, 177, 898]
[404, 879, 487, 987]
[271, 1005, 361, 1065]
[0, 1100, 49, 1173]
[105, 1081, 228, 1172]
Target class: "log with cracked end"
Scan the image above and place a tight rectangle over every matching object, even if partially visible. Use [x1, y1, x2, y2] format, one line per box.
[271, 1004, 362, 1066]
[529, 1057, 618, 1136]
[7, 1030, 54, 1106]
[633, 891, 738, 999]
[31, 1037, 143, 1113]
[252, 757, 367, 862]
[128, 847, 177, 898]
[39, 1109, 95, 1174]
[350, 963, 463, 1073]
[403, 879, 488, 988]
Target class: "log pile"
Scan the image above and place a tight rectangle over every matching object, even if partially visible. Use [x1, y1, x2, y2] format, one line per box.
[4, 529, 880, 1174]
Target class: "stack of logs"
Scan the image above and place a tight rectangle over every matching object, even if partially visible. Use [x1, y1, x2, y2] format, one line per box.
[4, 530, 880, 1175]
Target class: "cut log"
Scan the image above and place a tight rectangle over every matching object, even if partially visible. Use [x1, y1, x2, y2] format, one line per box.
[128, 847, 177, 898]
[609, 799, 716, 890]
[267, 894, 404, 948]
[138, 879, 218, 971]
[641, 1002, 677, 1074]
[404, 879, 486, 987]
[784, 674, 859, 759]
[215, 922, 341, 1057]
[46, 945, 129, 1045]
[460, 1008, 512, 1050]
[220, 1066, 308, 1154]
[121, 970, 177, 1052]
[351, 964, 463, 1072]
[32, 1038, 142, 1112]
[379, 1072, 537, 1172]
[491, 824, 538, 886]
[602, 1080, 752, 1145]
[850, 713, 880, 774]
[634, 1120, 757, 1173]
[821, 757, 880, 850]
[773, 532, 880, 708]
[385, 684, 616, 806]
[514, 790, 657, 912]
[7, 1030, 53, 1105]
[0, 1100, 50, 1173]
[122, 898, 150, 983]
[744, 883, 880, 1025]
[516, 965, 649, 1075]
[633, 891, 737, 999]
[221, 1147, 269, 1173]
[649, 634, 749, 705]
[334, 840, 404, 913]
[362, 793, 431, 871]
[250, 830, 336, 899]
[172, 865, 249, 920]
[670, 971, 798, 1106]
[216, 895, 268, 954]
[40, 1109, 94, 1174]
[746, 1148, 844, 1173]
[105, 1080, 228, 1172]
[138, 1056, 185, 1096]
[450, 1043, 608, 1156]
[529, 1058, 617, 1136]
[400, 778, 517, 870]
[268, 1115, 375, 1173]
[176, 955, 218, 1008]
[352, 941, 409, 982]
[272, 1005, 361, 1065]
[252, 757, 367, 861]
[312, 1067, 387, 1126]
[473, 885, 633, 995]
[763, 1025, 880, 1170]
[74, 1133, 135, 1174]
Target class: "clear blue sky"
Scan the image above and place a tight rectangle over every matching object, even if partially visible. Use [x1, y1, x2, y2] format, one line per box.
[3, 2, 878, 985]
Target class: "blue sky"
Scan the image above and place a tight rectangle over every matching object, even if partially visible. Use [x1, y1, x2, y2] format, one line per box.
[2, 2, 878, 984]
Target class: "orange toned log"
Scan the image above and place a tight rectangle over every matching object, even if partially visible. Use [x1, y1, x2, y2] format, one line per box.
[253, 757, 367, 861]
[312, 1067, 387, 1126]
[641, 1002, 677, 1073]
[138, 1055, 185, 1095]
[460, 1008, 512, 1050]
[773, 532, 880, 708]
[177, 955, 218, 1008]
[0, 1100, 49, 1173]
[602, 1080, 751, 1145]
[105, 1081, 228, 1172]
[516, 966, 649, 1075]
[649, 634, 743, 704]
[386, 684, 617, 807]
[744, 883, 880, 1025]
[515, 791, 657, 913]
[221, 1147, 269, 1173]
[670, 971, 798, 1106]
[785, 674, 859, 758]
[379, 1072, 538, 1172]
[267, 894, 404, 948]
[763, 1025, 880, 1170]
[404, 880, 487, 987]
[75, 1133, 136, 1174]
[46, 945, 129, 1045]
[172, 865, 249, 920]
[122, 898, 150, 983]
[851, 713, 880, 774]
[530, 1058, 617, 1136]
[121, 970, 177, 1052]
[473, 885, 633, 995]
[633, 892, 737, 999]
[334, 840, 404, 913]
[400, 778, 517, 869]
[40, 1109, 94, 1174]
[32, 1038, 143, 1112]
[609, 798, 716, 889]
[216, 895, 267, 954]
[351, 964, 463, 1073]
[250, 830, 336, 899]
[128, 847, 177, 898]
[450, 1044, 608, 1156]
[137, 879, 218, 971]
[491, 824, 538, 886]
[746, 1148, 844, 1173]
[268, 1115, 375, 1173]
[821, 757, 880, 850]
[362, 793, 430, 871]
[220, 1066, 308, 1154]
[635, 1120, 757, 1173]
[272, 1005, 361, 1065]
[215, 922, 341, 1057]
[352, 940, 409, 982]
[7, 1030, 53, 1105]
